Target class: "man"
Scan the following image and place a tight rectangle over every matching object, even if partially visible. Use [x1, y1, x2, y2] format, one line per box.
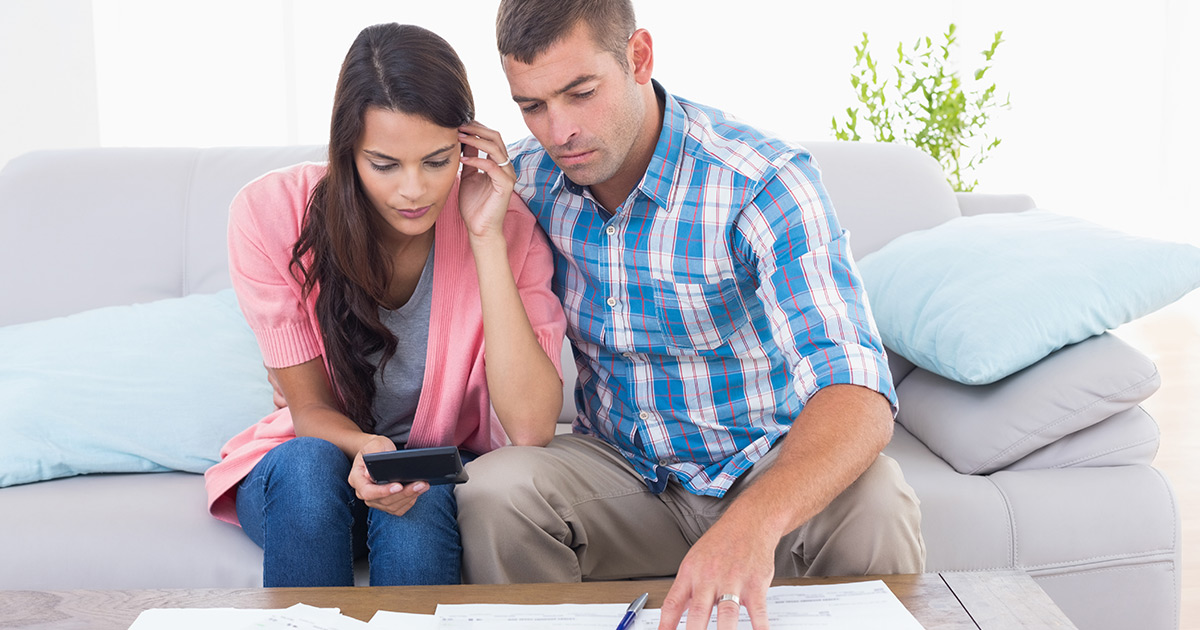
[457, 1, 925, 628]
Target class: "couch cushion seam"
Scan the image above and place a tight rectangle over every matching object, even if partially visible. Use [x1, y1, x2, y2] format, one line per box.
[1031, 560, 1175, 577]
[983, 475, 1017, 566]
[1047, 435, 1159, 469]
[1021, 548, 1178, 571]
[180, 150, 201, 296]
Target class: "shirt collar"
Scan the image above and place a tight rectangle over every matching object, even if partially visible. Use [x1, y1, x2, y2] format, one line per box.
[638, 80, 687, 212]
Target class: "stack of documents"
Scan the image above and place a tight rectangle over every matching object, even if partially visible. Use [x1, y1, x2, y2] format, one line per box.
[129, 580, 925, 629]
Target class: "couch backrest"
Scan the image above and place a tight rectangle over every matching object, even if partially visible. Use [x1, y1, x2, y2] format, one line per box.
[0, 146, 325, 326]
[0, 141, 959, 327]
[804, 141, 961, 258]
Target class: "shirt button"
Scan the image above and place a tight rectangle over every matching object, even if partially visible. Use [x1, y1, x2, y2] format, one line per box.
[639, 411, 650, 420]
[605, 226, 617, 236]
[606, 297, 618, 307]
[623, 352, 635, 359]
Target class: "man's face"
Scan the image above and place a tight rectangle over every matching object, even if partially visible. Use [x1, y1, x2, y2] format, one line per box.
[503, 22, 644, 188]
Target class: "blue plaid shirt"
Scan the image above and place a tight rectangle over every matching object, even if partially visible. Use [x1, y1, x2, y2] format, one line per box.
[511, 83, 896, 497]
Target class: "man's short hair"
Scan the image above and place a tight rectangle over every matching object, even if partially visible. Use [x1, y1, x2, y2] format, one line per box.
[496, 0, 636, 67]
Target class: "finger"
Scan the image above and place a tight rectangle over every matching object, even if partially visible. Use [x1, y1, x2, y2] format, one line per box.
[715, 595, 741, 630]
[457, 132, 509, 166]
[745, 592, 770, 630]
[658, 581, 691, 630]
[458, 120, 504, 145]
[459, 155, 514, 187]
[366, 482, 426, 513]
[349, 456, 371, 484]
[459, 154, 511, 173]
[376, 480, 427, 502]
[355, 480, 403, 502]
[457, 132, 480, 159]
[685, 597, 716, 630]
[349, 457, 401, 499]
[266, 367, 287, 408]
[368, 495, 417, 517]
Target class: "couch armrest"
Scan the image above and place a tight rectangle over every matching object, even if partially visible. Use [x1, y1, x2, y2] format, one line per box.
[956, 192, 1037, 216]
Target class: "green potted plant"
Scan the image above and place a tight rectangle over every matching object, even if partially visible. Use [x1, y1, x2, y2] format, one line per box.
[831, 24, 1010, 192]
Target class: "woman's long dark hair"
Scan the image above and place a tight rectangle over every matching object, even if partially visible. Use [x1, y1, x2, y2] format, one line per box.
[290, 23, 474, 431]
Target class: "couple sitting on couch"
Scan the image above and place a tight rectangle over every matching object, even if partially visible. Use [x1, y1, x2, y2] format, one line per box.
[203, 1, 924, 627]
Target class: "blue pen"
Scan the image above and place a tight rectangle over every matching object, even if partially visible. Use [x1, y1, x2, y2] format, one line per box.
[615, 592, 649, 630]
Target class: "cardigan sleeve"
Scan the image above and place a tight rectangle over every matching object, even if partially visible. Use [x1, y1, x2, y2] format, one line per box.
[505, 194, 568, 379]
[227, 164, 326, 368]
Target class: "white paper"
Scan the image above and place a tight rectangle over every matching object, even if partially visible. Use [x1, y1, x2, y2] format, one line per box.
[128, 603, 364, 630]
[129, 608, 271, 630]
[649, 581, 927, 629]
[434, 602, 649, 630]
[129, 582, 923, 630]
[239, 603, 370, 629]
[367, 609, 439, 629]
[432, 581, 924, 630]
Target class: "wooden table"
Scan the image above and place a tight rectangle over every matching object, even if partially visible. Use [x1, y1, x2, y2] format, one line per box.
[0, 571, 1076, 629]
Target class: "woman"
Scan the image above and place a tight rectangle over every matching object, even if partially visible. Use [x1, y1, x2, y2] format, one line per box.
[203, 23, 566, 587]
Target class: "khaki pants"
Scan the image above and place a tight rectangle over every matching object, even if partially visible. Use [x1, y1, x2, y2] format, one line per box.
[457, 434, 925, 583]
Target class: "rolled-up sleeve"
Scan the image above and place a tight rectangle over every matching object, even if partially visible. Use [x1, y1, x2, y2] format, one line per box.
[734, 153, 897, 414]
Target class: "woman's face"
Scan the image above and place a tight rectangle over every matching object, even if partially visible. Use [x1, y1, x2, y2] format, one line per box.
[355, 107, 461, 246]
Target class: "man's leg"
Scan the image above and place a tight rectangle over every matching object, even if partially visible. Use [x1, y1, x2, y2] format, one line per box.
[675, 451, 925, 577]
[768, 453, 924, 576]
[457, 434, 692, 583]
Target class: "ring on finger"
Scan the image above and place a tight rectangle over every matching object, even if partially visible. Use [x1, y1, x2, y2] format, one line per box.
[495, 158, 511, 167]
[716, 593, 740, 607]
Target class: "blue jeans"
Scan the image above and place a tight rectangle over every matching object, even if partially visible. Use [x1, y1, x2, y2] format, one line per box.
[235, 436, 463, 587]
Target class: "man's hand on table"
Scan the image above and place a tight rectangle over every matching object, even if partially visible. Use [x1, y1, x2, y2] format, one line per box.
[657, 515, 777, 630]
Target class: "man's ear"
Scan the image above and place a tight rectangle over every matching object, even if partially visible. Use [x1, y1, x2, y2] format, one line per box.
[628, 29, 654, 85]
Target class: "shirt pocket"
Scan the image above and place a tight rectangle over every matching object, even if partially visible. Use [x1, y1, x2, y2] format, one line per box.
[652, 277, 749, 353]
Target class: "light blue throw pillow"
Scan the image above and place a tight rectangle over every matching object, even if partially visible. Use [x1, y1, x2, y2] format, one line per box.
[0, 289, 274, 487]
[858, 210, 1200, 385]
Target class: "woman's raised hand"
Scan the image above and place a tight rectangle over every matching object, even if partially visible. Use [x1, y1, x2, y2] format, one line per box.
[457, 121, 515, 242]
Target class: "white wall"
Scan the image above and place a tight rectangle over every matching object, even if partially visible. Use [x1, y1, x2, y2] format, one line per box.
[0, 0, 100, 168]
[2, 0, 1196, 244]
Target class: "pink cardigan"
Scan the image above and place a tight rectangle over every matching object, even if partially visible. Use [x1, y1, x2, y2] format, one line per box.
[204, 162, 566, 525]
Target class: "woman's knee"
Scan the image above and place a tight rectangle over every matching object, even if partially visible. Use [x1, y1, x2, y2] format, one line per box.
[261, 437, 350, 481]
[256, 437, 356, 512]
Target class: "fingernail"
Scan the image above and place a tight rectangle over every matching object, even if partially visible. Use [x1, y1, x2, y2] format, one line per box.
[414, 482, 427, 493]
[390, 484, 402, 494]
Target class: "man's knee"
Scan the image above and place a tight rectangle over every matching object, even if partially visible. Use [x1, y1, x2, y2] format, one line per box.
[836, 455, 923, 544]
[854, 455, 919, 514]
[458, 445, 549, 508]
[785, 455, 925, 576]
[457, 444, 585, 583]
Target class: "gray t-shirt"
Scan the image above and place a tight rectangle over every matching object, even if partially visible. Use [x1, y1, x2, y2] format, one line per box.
[369, 244, 434, 444]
